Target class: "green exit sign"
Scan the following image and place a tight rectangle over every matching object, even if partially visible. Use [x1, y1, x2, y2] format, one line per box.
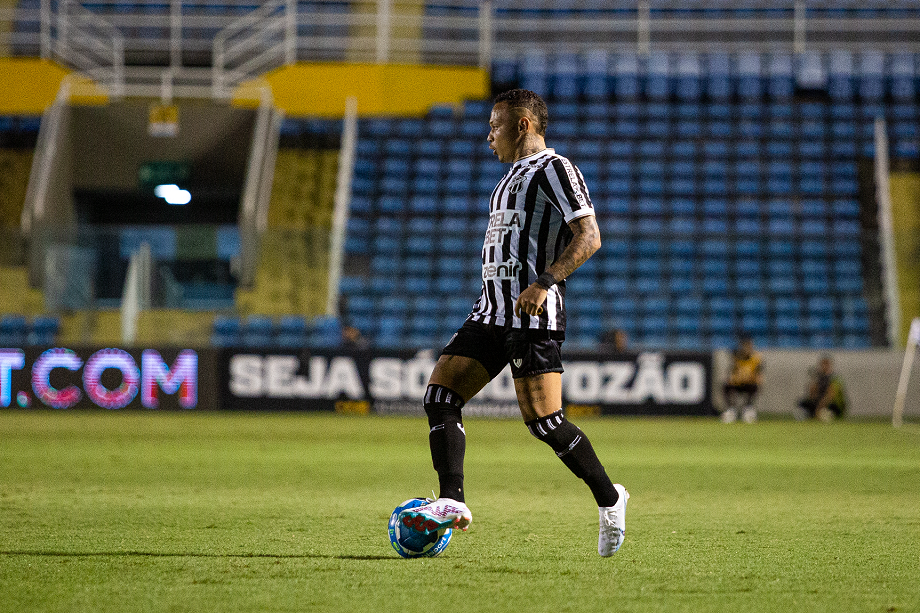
[138, 161, 191, 191]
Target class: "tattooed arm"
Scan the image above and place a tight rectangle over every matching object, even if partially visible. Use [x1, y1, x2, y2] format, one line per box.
[546, 214, 602, 282]
[514, 215, 601, 317]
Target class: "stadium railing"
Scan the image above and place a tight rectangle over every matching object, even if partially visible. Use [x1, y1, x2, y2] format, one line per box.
[4, 1, 920, 99]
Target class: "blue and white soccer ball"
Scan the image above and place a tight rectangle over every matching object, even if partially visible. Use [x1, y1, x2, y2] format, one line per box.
[388, 498, 452, 558]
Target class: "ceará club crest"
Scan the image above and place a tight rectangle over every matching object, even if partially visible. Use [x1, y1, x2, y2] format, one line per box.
[508, 176, 526, 194]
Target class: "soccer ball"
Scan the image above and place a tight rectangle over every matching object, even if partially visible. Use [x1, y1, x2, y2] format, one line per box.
[388, 498, 452, 558]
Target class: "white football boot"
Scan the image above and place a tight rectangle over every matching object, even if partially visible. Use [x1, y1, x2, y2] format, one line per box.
[598, 483, 629, 557]
[398, 498, 472, 535]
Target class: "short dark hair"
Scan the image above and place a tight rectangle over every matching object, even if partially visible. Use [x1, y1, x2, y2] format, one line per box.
[494, 89, 548, 136]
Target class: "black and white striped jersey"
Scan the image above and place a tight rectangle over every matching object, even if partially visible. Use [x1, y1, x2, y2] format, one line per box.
[468, 148, 595, 334]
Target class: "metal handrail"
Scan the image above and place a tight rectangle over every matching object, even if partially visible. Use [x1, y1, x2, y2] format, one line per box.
[4, 2, 920, 101]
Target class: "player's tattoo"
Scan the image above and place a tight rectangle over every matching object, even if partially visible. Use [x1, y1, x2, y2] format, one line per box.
[545, 215, 601, 283]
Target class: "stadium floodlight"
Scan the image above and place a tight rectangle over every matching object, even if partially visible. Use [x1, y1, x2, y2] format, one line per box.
[892, 317, 920, 428]
[154, 184, 191, 205]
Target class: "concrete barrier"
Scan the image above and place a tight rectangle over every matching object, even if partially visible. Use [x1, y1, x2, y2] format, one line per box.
[714, 349, 920, 420]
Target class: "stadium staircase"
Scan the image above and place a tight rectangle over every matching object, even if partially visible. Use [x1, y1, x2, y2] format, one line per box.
[0, 116, 44, 320]
[889, 171, 920, 345]
[235, 125, 339, 318]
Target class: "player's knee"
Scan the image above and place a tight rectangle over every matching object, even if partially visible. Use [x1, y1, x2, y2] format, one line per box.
[526, 410, 580, 453]
[424, 384, 465, 428]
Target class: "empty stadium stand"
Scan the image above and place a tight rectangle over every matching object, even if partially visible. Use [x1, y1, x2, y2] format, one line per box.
[338, 49, 919, 350]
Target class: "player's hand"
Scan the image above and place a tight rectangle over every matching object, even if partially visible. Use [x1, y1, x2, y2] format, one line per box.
[515, 283, 548, 317]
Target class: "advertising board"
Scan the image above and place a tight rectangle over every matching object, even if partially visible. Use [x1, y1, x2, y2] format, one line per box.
[0, 347, 216, 411]
[219, 349, 713, 416]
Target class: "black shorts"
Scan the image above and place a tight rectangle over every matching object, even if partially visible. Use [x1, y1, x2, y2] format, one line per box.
[441, 320, 564, 380]
[723, 382, 759, 402]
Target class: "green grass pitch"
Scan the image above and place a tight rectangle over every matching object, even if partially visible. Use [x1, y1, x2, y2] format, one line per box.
[1, 412, 918, 613]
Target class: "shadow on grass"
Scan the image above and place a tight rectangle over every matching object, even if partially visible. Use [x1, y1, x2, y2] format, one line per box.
[0, 550, 396, 561]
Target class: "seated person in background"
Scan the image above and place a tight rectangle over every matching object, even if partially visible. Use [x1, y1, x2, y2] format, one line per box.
[599, 327, 629, 355]
[795, 355, 847, 422]
[341, 325, 370, 351]
[721, 336, 763, 424]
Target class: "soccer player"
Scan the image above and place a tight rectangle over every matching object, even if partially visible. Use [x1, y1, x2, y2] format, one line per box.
[398, 89, 629, 557]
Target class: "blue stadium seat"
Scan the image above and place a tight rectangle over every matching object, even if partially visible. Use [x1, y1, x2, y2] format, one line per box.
[614, 52, 641, 100]
[737, 51, 763, 100]
[706, 313, 736, 336]
[242, 316, 273, 347]
[800, 219, 827, 237]
[742, 296, 769, 316]
[550, 52, 580, 101]
[583, 48, 611, 101]
[768, 52, 794, 100]
[741, 314, 768, 335]
[676, 51, 702, 101]
[645, 51, 672, 101]
[491, 53, 518, 86]
[828, 50, 855, 100]
[835, 273, 864, 294]
[675, 295, 703, 316]
[858, 50, 885, 101]
[276, 316, 308, 348]
[703, 276, 729, 295]
[1, 315, 28, 346]
[706, 53, 732, 101]
[520, 48, 549, 97]
[774, 315, 802, 336]
[28, 315, 60, 346]
[889, 53, 917, 101]
[309, 317, 342, 349]
[774, 296, 802, 316]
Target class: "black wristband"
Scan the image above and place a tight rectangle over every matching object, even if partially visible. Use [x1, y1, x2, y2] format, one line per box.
[535, 271, 558, 289]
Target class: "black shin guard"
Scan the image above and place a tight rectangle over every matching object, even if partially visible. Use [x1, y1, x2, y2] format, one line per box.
[424, 384, 467, 502]
[526, 410, 619, 507]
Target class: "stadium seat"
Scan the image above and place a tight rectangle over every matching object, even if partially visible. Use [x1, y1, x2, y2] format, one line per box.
[28, 315, 60, 346]
[768, 53, 794, 100]
[829, 50, 855, 100]
[889, 53, 917, 101]
[310, 316, 342, 349]
[706, 53, 732, 101]
[737, 51, 763, 100]
[0, 315, 27, 346]
[646, 51, 672, 101]
[242, 315, 273, 347]
[583, 48, 611, 101]
[614, 52, 641, 100]
[211, 316, 241, 347]
[276, 315, 309, 348]
[858, 50, 885, 101]
[520, 48, 549, 98]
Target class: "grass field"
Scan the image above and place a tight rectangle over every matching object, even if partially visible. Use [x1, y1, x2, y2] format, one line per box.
[1, 412, 918, 613]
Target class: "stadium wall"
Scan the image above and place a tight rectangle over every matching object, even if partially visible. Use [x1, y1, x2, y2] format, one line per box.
[0, 60, 487, 119]
[254, 63, 489, 118]
[0, 58, 107, 114]
[718, 349, 920, 420]
[0, 59, 68, 115]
